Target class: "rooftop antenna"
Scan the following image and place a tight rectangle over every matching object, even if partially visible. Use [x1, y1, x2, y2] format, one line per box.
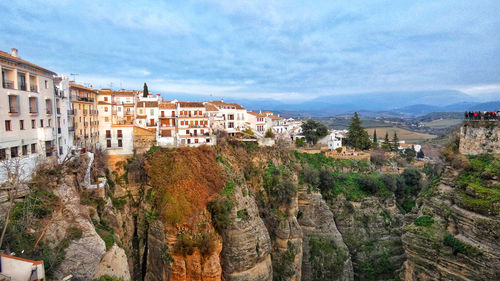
[70, 73, 79, 83]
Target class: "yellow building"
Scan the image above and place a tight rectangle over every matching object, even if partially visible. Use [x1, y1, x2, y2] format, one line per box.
[70, 83, 98, 151]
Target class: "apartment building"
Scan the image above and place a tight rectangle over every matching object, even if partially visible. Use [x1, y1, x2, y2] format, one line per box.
[70, 82, 98, 151]
[208, 100, 247, 135]
[136, 100, 159, 129]
[54, 75, 75, 162]
[157, 101, 177, 146]
[0, 48, 57, 182]
[177, 102, 214, 146]
[96, 89, 136, 155]
[247, 111, 269, 136]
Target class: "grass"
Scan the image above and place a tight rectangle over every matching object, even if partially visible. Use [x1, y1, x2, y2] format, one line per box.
[366, 127, 436, 143]
[414, 215, 434, 227]
[422, 119, 462, 129]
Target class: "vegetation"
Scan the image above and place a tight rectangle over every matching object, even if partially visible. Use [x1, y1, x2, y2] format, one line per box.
[346, 112, 371, 150]
[272, 241, 296, 281]
[263, 163, 297, 207]
[241, 128, 254, 135]
[455, 154, 500, 215]
[96, 275, 125, 281]
[361, 250, 393, 280]
[265, 129, 275, 138]
[301, 119, 328, 145]
[173, 231, 217, 257]
[143, 82, 149, 97]
[414, 215, 434, 227]
[207, 198, 233, 232]
[295, 137, 306, 147]
[309, 236, 346, 281]
[443, 233, 480, 256]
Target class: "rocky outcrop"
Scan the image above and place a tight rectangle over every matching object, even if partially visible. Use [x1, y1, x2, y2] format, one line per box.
[329, 196, 405, 281]
[459, 121, 500, 155]
[298, 188, 354, 281]
[144, 220, 170, 281]
[402, 168, 500, 281]
[220, 185, 273, 281]
[45, 175, 107, 281]
[94, 244, 132, 280]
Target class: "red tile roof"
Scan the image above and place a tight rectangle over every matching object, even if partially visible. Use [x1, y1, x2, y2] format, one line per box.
[178, 102, 205, 108]
[137, 101, 158, 107]
[204, 104, 219, 111]
[209, 100, 245, 110]
[159, 103, 176, 109]
[0, 50, 56, 76]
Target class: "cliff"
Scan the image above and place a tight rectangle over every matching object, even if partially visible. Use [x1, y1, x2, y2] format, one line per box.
[459, 121, 500, 155]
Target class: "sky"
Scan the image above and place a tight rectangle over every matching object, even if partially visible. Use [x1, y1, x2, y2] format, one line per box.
[1, 0, 499, 102]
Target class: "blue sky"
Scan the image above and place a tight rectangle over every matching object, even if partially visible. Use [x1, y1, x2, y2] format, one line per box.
[1, 0, 499, 101]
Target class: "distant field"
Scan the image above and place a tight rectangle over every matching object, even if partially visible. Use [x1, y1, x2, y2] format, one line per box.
[366, 127, 437, 144]
[422, 119, 462, 129]
[317, 118, 395, 129]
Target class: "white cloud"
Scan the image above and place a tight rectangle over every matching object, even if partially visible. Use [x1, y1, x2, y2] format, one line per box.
[456, 84, 500, 96]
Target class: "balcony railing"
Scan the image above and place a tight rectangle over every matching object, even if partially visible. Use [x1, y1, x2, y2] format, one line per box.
[106, 134, 111, 138]
[19, 84, 26, 91]
[147, 122, 157, 127]
[2, 80, 14, 89]
[68, 126, 75, 132]
[83, 109, 88, 115]
[56, 108, 61, 115]
[46, 110, 52, 115]
[30, 85, 38, 92]
[76, 97, 94, 102]
[68, 109, 74, 115]
[9, 107, 18, 114]
[117, 134, 123, 138]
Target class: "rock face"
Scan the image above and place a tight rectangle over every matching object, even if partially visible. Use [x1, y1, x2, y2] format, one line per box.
[46, 175, 107, 281]
[297, 188, 354, 281]
[94, 244, 132, 280]
[220, 185, 273, 281]
[402, 168, 500, 281]
[144, 220, 170, 281]
[459, 121, 500, 155]
[329, 196, 406, 281]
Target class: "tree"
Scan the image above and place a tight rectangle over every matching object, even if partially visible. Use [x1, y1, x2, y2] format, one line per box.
[373, 129, 377, 143]
[265, 129, 274, 138]
[392, 131, 399, 151]
[383, 132, 391, 151]
[295, 137, 306, 147]
[0, 158, 24, 248]
[416, 148, 425, 159]
[143, 82, 149, 97]
[404, 147, 416, 162]
[301, 119, 328, 145]
[345, 112, 371, 150]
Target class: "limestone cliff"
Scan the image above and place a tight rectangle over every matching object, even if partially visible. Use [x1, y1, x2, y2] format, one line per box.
[459, 121, 500, 155]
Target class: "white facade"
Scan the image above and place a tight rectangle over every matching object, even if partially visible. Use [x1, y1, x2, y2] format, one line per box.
[0, 48, 57, 183]
[54, 75, 74, 162]
[207, 101, 247, 135]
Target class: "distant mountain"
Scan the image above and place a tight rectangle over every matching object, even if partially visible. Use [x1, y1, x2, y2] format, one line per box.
[159, 89, 498, 117]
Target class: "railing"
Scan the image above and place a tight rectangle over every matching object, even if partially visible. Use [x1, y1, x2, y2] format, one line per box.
[147, 122, 157, 127]
[77, 97, 94, 102]
[106, 134, 111, 138]
[19, 84, 26, 91]
[2, 80, 14, 89]
[56, 108, 61, 114]
[30, 85, 38, 92]
[84, 134, 89, 139]
[46, 110, 52, 115]
[68, 126, 75, 132]
[29, 108, 38, 114]
[9, 107, 18, 114]
[68, 109, 74, 115]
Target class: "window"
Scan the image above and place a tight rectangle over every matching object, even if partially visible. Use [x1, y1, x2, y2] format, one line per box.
[106, 139, 111, 148]
[31, 143, 37, 153]
[199, 111, 202, 115]
[118, 139, 122, 147]
[161, 111, 165, 117]
[18, 73, 26, 91]
[0, 149, 5, 160]
[117, 130, 122, 138]
[8, 95, 19, 113]
[22, 145, 28, 156]
[150, 109, 154, 115]
[48, 119, 52, 127]
[10, 147, 18, 158]
[187, 139, 191, 144]
[105, 117, 109, 122]
[106, 130, 111, 138]
[31, 119, 36, 129]
[29, 97, 38, 113]
[40, 120, 44, 128]
[46, 99, 52, 114]
[104, 107, 108, 112]
[206, 138, 210, 143]
[5, 120, 11, 131]
[19, 120, 24, 130]
[201, 129, 204, 134]
[45, 80, 48, 89]
[195, 139, 199, 144]
[171, 111, 175, 117]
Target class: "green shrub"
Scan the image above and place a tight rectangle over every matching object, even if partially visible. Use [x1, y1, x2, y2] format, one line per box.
[319, 168, 334, 193]
[196, 232, 217, 256]
[302, 164, 320, 187]
[174, 233, 195, 256]
[237, 208, 250, 221]
[207, 198, 233, 232]
[356, 175, 379, 194]
[309, 236, 346, 281]
[442, 233, 480, 256]
[112, 196, 127, 210]
[295, 137, 306, 147]
[361, 251, 393, 280]
[96, 274, 125, 281]
[272, 241, 296, 281]
[401, 199, 415, 213]
[414, 215, 434, 227]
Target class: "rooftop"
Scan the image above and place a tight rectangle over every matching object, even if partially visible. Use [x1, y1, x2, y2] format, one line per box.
[0, 49, 56, 76]
[178, 102, 205, 108]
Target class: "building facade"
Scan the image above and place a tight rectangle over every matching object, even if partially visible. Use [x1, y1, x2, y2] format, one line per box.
[70, 83, 98, 151]
[0, 48, 57, 182]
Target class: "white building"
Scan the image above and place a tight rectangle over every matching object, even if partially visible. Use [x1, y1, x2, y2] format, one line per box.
[54, 75, 75, 162]
[0, 48, 57, 183]
[207, 100, 247, 136]
[0, 254, 45, 281]
[177, 102, 215, 147]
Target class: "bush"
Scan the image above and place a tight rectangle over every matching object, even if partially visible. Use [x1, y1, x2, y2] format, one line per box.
[265, 129, 274, 138]
[271, 180, 297, 206]
[380, 174, 399, 193]
[174, 233, 195, 256]
[295, 137, 306, 147]
[272, 241, 296, 281]
[309, 236, 346, 281]
[319, 168, 334, 193]
[97, 275, 124, 281]
[197, 232, 217, 256]
[401, 199, 415, 213]
[370, 150, 386, 166]
[414, 215, 434, 227]
[207, 198, 233, 232]
[237, 208, 250, 221]
[356, 175, 379, 194]
[302, 164, 320, 187]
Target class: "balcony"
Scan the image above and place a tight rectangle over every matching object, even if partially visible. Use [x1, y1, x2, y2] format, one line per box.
[147, 122, 157, 127]
[58, 128, 61, 134]
[2, 80, 14, 89]
[83, 109, 88, 115]
[117, 134, 123, 138]
[68, 109, 74, 115]
[106, 133, 111, 138]
[19, 84, 26, 91]
[75, 96, 94, 102]
[30, 85, 38, 92]
[46, 110, 52, 115]
[68, 126, 75, 132]
[56, 108, 61, 115]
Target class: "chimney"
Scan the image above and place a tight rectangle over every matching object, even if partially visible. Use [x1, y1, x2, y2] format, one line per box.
[10, 48, 18, 57]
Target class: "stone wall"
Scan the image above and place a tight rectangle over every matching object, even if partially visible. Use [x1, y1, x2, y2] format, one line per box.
[133, 126, 157, 154]
[459, 121, 500, 155]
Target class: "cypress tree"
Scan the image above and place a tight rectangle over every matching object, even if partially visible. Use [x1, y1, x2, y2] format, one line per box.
[346, 112, 371, 150]
[373, 129, 377, 143]
[392, 131, 399, 151]
[143, 82, 149, 97]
